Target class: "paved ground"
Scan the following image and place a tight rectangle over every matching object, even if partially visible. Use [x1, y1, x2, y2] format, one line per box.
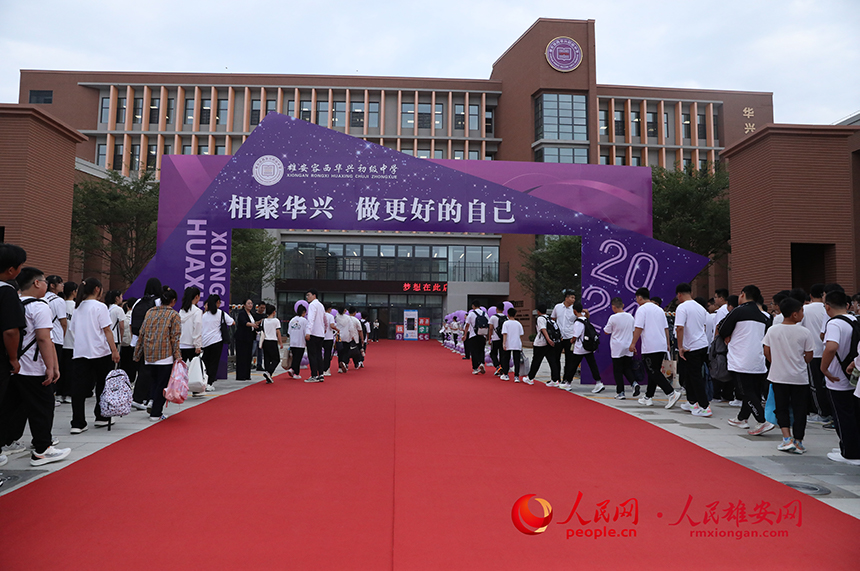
[4, 345, 860, 521]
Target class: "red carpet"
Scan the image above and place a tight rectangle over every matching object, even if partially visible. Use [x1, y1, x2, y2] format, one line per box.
[2, 340, 859, 570]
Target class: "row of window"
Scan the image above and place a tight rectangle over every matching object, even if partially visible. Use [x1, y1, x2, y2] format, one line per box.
[599, 110, 719, 141]
[535, 93, 588, 141]
[597, 154, 711, 170]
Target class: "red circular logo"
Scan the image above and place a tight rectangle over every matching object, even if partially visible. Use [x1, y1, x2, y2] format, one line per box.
[512, 494, 553, 535]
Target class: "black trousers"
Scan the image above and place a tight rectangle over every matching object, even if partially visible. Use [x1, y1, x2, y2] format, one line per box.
[612, 356, 638, 393]
[147, 363, 172, 418]
[119, 345, 137, 384]
[0, 374, 54, 453]
[565, 352, 601, 384]
[290, 347, 305, 376]
[643, 352, 674, 398]
[829, 389, 860, 460]
[262, 340, 280, 375]
[52, 342, 64, 398]
[463, 334, 470, 359]
[736, 372, 767, 424]
[808, 358, 832, 417]
[679, 348, 708, 408]
[202, 342, 223, 387]
[772, 383, 808, 441]
[57, 347, 76, 397]
[323, 339, 334, 372]
[71, 356, 113, 429]
[235, 337, 254, 380]
[132, 353, 152, 404]
[307, 335, 324, 377]
[490, 339, 503, 369]
[469, 335, 486, 370]
[180, 348, 198, 362]
[558, 339, 574, 382]
[529, 344, 560, 381]
[255, 341, 265, 371]
[501, 349, 521, 376]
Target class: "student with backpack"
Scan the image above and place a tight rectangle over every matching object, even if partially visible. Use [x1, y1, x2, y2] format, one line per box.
[69, 277, 121, 433]
[130, 277, 162, 410]
[133, 288, 181, 422]
[500, 307, 526, 382]
[0, 267, 71, 466]
[560, 302, 602, 391]
[603, 297, 640, 399]
[526, 303, 558, 386]
[551, 289, 578, 389]
[488, 302, 505, 375]
[465, 301, 489, 375]
[200, 294, 233, 392]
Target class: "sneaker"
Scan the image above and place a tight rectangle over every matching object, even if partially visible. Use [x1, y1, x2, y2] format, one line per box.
[823, 421, 836, 430]
[357, 362, 364, 369]
[548, 381, 558, 387]
[30, 446, 71, 466]
[807, 414, 830, 424]
[305, 377, 320, 383]
[316, 375, 324, 382]
[131, 401, 147, 411]
[523, 377, 533, 385]
[63, 395, 72, 403]
[149, 414, 167, 422]
[638, 397, 653, 406]
[494, 366, 502, 376]
[514, 377, 521, 383]
[792, 442, 806, 454]
[0, 454, 6, 467]
[562, 383, 573, 391]
[680, 402, 695, 411]
[665, 390, 682, 409]
[324, 371, 332, 377]
[833, 447, 841, 454]
[500, 374, 510, 381]
[206, 384, 216, 392]
[2, 441, 27, 456]
[615, 393, 626, 400]
[728, 399, 743, 407]
[472, 369, 480, 375]
[70, 426, 88, 434]
[632, 383, 641, 397]
[727, 417, 750, 429]
[692, 406, 713, 417]
[479, 364, 486, 374]
[748, 421, 775, 436]
[827, 451, 860, 466]
[591, 382, 605, 394]
[263, 372, 273, 384]
[94, 419, 112, 428]
[777, 439, 797, 453]
[54, 400, 61, 407]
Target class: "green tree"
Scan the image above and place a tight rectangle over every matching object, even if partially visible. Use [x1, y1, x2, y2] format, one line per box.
[517, 235, 582, 309]
[231, 228, 281, 304]
[71, 169, 159, 288]
[651, 163, 730, 260]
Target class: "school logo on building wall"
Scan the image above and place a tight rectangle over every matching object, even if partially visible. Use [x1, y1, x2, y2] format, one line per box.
[252, 155, 284, 186]
[545, 37, 583, 72]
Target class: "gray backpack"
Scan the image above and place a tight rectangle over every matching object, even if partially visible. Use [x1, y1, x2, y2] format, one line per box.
[708, 335, 732, 383]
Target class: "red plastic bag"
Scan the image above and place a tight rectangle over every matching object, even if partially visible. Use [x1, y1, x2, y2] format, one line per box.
[164, 360, 189, 404]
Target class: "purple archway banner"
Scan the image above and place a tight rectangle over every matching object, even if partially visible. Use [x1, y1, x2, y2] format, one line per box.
[128, 113, 708, 379]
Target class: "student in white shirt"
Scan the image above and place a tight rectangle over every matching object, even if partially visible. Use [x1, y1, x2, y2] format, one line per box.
[802, 283, 831, 422]
[465, 301, 488, 374]
[0, 267, 71, 466]
[603, 297, 639, 399]
[68, 277, 120, 433]
[525, 303, 556, 386]
[200, 294, 234, 391]
[821, 291, 860, 465]
[105, 289, 126, 352]
[500, 308, 525, 382]
[322, 302, 337, 377]
[56, 281, 78, 404]
[335, 307, 360, 374]
[304, 289, 326, 382]
[287, 305, 309, 379]
[178, 287, 203, 362]
[551, 289, 578, 387]
[44, 275, 67, 375]
[348, 306, 366, 369]
[674, 283, 712, 417]
[488, 303, 505, 375]
[763, 297, 815, 454]
[629, 287, 682, 408]
[260, 304, 283, 384]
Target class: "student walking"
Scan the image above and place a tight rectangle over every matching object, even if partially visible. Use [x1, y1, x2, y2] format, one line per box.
[675, 283, 712, 417]
[465, 301, 488, 375]
[200, 294, 233, 392]
[500, 307, 526, 382]
[133, 288, 181, 422]
[629, 287, 682, 408]
[235, 299, 257, 381]
[551, 289, 578, 388]
[305, 289, 326, 382]
[287, 305, 308, 379]
[489, 302, 505, 375]
[260, 304, 283, 383]
[603, 297, 639, 399]
[56, 281, 78, 404]
[526, 303, 558, 386]
[561, 302, 602, 391]
[178, 287, 203, 363]
[322, 302, 336, 377]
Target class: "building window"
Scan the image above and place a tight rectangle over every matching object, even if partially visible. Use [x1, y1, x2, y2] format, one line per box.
[201, 99, 211, 125]
[535, 147, 588, 164]
[147, 144, 157, 169]
[713, 114, 719, 141]
[615, 154, 626, 166]
[299, 100, 311, 122]
[664, 112, 669, 139]
[97, 144, 107, 167]
[130, 144, 141, 171]
[682, 158, 691, 169]
[149, 98, 160, 124]
[332, 101, 346, 127]
[699, 159, 707, 171]
[217, 98, 228, 125]
[631, 111, 641, 137]
[401, 103, 414, 129]
[484, 153, 494, 160]
[113, 144, 123, 170]
[401, 147, 413, 156]
[132, 98, 143, 124]
[316, 101, 328, 126]
[599, 154, 609, 165]
[599, 109, 608, 136]
[266, 98, 277, 117]
[485, 108, 494, 134]
[469, 150, 479, 160]
[435, 104, 444, 130]
[454, 104, 465, 130]
[182, 145, 192, 155]
[454, 149, 464, 159]
[469, 104, 480, 131]
[28, 90, 52, 104]
[682, 113, 691, 139]
[417, 103, 432, 129]
[368, 102, 379, 128]
[216, 145, 226, 155]
[434, 149, 444, 159]
[646, 112, 657, 138]
[100, 97, 110, 123]
[416, 149, 431, 159]
[184, 98, 194, 125]
[116, 98, 126, 124]
[351, 102, 364, 128]
[198, 145, 209, 155]
[250, 99, 261, 126]
[614, 110, 625, 137]
[163, 144, 172, 155]
[166, 98, 175, 125]
[535, 94, 587, 141]
[631, 155, 641, 167]
[697, 113, 706, 140]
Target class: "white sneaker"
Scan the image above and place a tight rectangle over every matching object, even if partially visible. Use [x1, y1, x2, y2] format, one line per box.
[615, 393, 626, 400]
[680, 402, 695, 411]
[665, 390, 682, 409]
[729, 399, 743, 407]
[324, 371, 332, 377]
[514, 377, 521, 383]
[2, 441, 27, 456]
[500, 374, 510, 381]
[827, 451, 860, 466]
[638, 397, 654, 406]
[94, 419, 112, 428]
[30, 446, 71, 466]
[727, 417, 750, 429]
[692, 406, 712, 417]
[548, 381, 558, 387]
[149, 414, 167, 422]
[70, 426, 88, 434]
[131, 401, 147, 411]
[479, 364, 486, 374]
[591, 382, 605, 394]
[472, 369, 480, 375]
[748, 421, 775, 436]
[524, 377, 533, 385]
[206, 384, 216, 392]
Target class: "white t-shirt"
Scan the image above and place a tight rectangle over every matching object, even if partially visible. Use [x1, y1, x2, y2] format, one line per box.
[572, 318, 589, 355]
[45, 292, 66, 345]
[201, 309, 234, 347]
[823, 314, 858, 391]
[706, 312, 716, 341]
[262, 317, 281, 342]
[800, 301, 827, 358]
[324, 312, 336, 341]
[450, 321, 461, 334]
[18, 296, 52, 376]
[306, 299, 326, 337]
[714, 304, 729, 325]
[551, 302, 576, 339]
[63, 299, 75, 350]
[351, 316, 364, 342]
[288, 316, 308, 348]
[336, 313, 359, 343]
[179, 305, 203, 349]
[534, 315, 549, 347]
[633, 302, 669, 355]
[674, 300, 709, 352]
[466, 309, 487, 339]
[763, 323, 815, 385]
[772, 313, 784, 327]
[489, 314, 501, 342]
[109, 304, 125, 344]
[604, 311, 634, 358]
[70, 299, 112, 359]
[501, 319, 524, 351]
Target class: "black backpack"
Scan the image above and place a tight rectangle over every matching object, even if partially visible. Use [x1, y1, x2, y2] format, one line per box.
[578, 317, 600, 353]
[495, 314, 507, 337]
[473, 310, 490, 336]
[19, 298, 49, 361]
[544, 316, 563, 344]
[131, 295, 157, 336]
[831, 315, 860, 377]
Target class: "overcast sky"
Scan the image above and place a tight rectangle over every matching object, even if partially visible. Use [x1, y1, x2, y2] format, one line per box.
[1, 0, 857, 124]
